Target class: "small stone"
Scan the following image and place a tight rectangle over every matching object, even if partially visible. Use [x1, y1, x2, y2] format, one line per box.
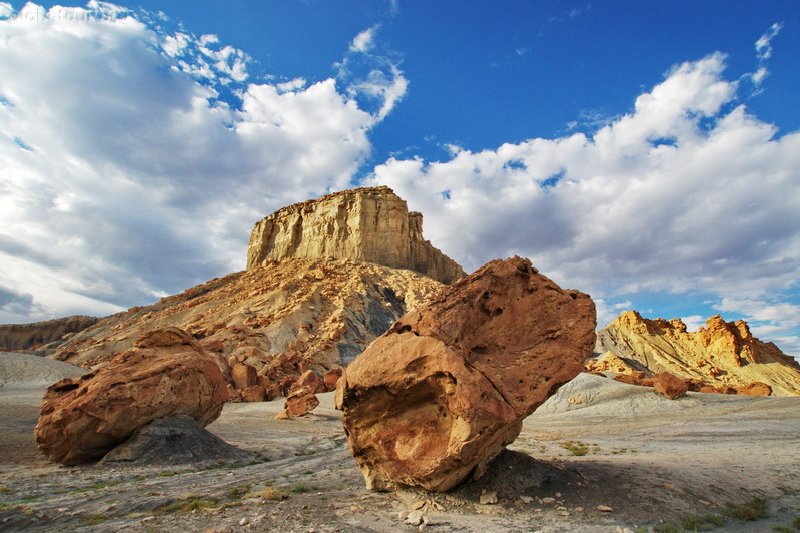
[520, 496, 534, 504]
[559, 511, 570, 517]
[534, 508, 543, 513]
[412, 500, 426, 510]
[596, 505, 613, 512]
[556, 506, 567, 511]
[405, 510, 424, 526]
[555, 492, 562, 497]
[479, 491, 498, 505]
[574, 507, 584, 512]
[541, 497, 556, 504]
[239, 517, 249, 526]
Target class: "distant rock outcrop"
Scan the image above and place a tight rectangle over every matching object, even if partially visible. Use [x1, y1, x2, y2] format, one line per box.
[52, 258, 442, 400]
[336, 257, 596, 491]
[246, 186, 465, 284]
[592, 311, 800, 396]
[36, 328, 228, 465]
[0, 315, 97, 353]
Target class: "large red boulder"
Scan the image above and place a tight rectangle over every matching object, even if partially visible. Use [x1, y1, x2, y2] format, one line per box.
[738, 382, 772, 396]
[35, 328, 229, 465]
[336, 257, 596, 491]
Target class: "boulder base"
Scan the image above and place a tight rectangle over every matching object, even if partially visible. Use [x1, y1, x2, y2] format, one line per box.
[35, 328, 228, 465]
[336, 257, 596, 491]
[101, 415, 256, 465]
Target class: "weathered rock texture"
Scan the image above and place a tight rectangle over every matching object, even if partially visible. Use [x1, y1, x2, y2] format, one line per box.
[0, 315, 97, 353]
[593, 311, 800, 396]
[336, 256, 596, 491]
[35, 328, 228, 465]
[50, 259, 441, 401]
[246, 186, 465, 284]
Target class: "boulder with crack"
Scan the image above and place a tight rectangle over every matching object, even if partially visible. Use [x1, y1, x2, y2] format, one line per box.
[35, 328, 229, 465]
[336, 256, 596, 491]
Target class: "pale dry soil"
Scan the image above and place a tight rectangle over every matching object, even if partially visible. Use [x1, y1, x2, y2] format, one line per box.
[1, 372, 799, 533]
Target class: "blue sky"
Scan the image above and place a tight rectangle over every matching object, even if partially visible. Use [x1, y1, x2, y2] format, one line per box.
[1, 1, 799, 357]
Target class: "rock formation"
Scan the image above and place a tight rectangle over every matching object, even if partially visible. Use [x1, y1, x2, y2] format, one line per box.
[35, 328, 228, 465]
[0, 315, 97, 353]
[652, 372, 688, 400]
[336, 256, 596, 491]
[50, 258, 442, 401]
[592, 311, 800, 396]
[246, 186, 465, 284]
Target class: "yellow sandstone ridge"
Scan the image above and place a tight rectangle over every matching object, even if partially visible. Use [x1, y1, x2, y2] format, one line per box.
[246, 186, 466, 284]
[593, 310, 800, 396]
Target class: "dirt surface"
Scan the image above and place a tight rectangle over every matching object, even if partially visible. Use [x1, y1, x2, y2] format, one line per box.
[1, 370, 799, 532]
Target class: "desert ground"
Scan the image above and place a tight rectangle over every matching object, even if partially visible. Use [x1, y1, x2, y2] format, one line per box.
[1, 352, 799, 533]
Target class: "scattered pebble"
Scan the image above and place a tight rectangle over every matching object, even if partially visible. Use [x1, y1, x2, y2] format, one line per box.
[541, 497, 556, 504]
[519, 495, 534, 504]
[405, 510, 424, 526]
[596, 505, 613, 512]
[479, 491, 498, 505]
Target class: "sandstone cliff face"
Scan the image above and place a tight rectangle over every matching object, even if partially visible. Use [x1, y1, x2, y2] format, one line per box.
[51, 258, 442, 399]
[0, 316, 98, 353]
[594, 310, 800, 396]
[246, 186, 465, 284]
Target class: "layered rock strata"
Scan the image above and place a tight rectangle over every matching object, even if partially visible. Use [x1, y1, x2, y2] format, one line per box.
[35, 328, 228, 464]
[0, 315, 97, 353]
[593, 311, 800, 396]
[246, 186, 465, 284]
[336, 256, 596, 491]
[51, 259, 442, 401]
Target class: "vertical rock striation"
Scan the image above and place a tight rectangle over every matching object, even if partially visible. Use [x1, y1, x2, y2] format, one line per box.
[246, 186, 465, 284]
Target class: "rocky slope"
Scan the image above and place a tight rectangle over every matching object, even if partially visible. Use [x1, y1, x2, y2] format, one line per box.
[246, 186, 465, 284]
[51, 258, 442, 399]
[0, 316, 97, 353]
[592, 310, 800, 396]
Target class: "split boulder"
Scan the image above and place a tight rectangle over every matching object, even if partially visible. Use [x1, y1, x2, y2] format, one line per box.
[35, 328, 229, 465]
[336, 256, 596, 491]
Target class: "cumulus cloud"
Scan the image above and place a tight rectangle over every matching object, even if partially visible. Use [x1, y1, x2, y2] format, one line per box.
[0, 2, 398, 322]
[367, 53, 800, 355]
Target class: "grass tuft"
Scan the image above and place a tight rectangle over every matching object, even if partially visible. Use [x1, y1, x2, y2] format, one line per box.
[81, 513, 108, 525]
[561, 440, 590, 456]
[251, 487, 289, 501]
[226, 483, 251, 499]
[156, 496, 220, 513]
[722, 497, 768, 521]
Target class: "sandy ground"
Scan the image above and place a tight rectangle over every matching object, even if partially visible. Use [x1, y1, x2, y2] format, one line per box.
[1, 355, 799, 532]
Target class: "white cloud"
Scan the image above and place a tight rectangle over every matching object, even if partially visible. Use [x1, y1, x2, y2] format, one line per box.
[367, 53, 800, 355]
[681, 315, 706, 333]
[755, 22, 782, 61]
[337, 25, 408, 121]
[749, 22, 783, 94]
[350, 26, 376, 53]
[0, 2, 397, 323]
